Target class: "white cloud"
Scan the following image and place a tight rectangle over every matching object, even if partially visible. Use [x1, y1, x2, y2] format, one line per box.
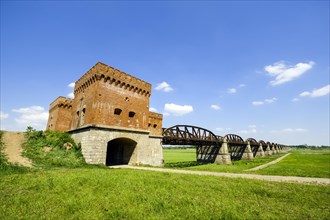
[227, 88, 237, 94]
[12, 106, 45, 114]
[264, 97, 277, 103]
[290, 128, 307, 132]
[163, 112, 170, 117]
[0, 111, 9, 120]
[149, 107, 157, 112]
[211, 104, 221, 110]
[164, 103, 193, 116]
[12, 106, 48, 130]
[252, 101, 264, 106]
[299, 85, 330, 98]
[67, 92, 74, 99]
[240, 125, 257, 134]
[252, 97, 277, 106]
[155, 82, 173, 92]
[215, 127, 232, 132]
[227, 84, 246, 94]
[292, 98, 299, 102]
[67, 82, 75, 99]
[270, 128, 308, 133]
[264, 61, 314, 86]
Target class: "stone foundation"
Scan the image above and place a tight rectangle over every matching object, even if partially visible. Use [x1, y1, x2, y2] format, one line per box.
[69, 124, 163, 166]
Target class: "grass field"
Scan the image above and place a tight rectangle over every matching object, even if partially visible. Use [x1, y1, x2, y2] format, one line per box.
[163, 148, 330, 178]
[1, 168, 330, 219]
[1, 132, 330, 219]
[252, 148, 330, 178]
[163, 148, 196, 163]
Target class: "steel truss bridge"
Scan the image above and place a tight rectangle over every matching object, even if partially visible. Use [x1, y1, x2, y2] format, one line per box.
[162, 125, 285, 163]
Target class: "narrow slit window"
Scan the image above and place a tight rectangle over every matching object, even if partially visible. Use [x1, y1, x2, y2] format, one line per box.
[114, 108, 122, 115]
[153, 124, 157, 128]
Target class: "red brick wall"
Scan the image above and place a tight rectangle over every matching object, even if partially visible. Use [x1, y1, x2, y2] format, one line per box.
[47, 97, 73, 131]
[48, 62, 163, 135]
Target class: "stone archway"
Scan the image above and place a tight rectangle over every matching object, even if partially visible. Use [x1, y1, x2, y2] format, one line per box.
[106, 138, 137, 166]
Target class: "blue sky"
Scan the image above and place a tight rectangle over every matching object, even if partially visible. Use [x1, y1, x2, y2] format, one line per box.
[1, 1, 329, 146]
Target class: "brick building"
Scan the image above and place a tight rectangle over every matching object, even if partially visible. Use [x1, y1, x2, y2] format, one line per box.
[47, 62, 163, 166]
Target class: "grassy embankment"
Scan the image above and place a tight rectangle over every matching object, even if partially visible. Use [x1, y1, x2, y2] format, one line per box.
[1, 132, 330, 219]
[163, 148, 330, 178]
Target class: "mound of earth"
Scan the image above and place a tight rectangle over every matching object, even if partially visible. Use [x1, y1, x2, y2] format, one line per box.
[2, 131, 32, 167]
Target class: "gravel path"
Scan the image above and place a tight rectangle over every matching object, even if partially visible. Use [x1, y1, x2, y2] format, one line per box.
[2, 131, 32, 167]
[111, 165, 330, 185]
[245, 153, 291, 171]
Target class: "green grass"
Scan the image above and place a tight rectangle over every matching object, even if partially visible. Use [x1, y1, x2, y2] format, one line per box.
[163, 148, 330, 178]
[1, 133, 330, 219]
[252, 149, 330, 178]
[163, 148, 285, 172]
[1, 168, 329, 219]
[163, 148, 196, 163]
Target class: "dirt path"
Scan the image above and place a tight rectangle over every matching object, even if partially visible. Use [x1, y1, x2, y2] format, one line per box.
[245, 153, 291, 171]
[2, 131, 32, 167]
[111, 165, 330, 185]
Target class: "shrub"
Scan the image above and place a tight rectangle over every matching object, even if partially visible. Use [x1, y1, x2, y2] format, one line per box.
[23, 127, 86, 168]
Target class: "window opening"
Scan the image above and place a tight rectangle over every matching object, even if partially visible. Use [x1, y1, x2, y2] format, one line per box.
[114, 108, 122, 115]
[129, 111, 135, 118]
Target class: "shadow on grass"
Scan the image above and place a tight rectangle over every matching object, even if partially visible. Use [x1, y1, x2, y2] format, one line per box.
[164, 161, 207, 168]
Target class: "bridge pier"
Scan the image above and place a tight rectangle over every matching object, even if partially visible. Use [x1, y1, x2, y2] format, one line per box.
[241, 142, 254, 160]
[276, 145, 280, 153]
[255, 143, 265, 158]
[265, 143, 272, 156]
[271, 144, 277, 154]
[215, 138, 232, 164]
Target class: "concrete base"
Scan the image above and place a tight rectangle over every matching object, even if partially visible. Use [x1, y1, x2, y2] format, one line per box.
[241, 144, 254, 160]
[255, 144, 265, 158]
[265, 145, 272, 156]
[69, 124, 164, 166]
[215, 141, 232, 164]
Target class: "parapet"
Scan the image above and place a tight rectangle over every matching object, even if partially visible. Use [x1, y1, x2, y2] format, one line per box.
[49, 96, 73, 111]
[74, 62, 152, 97]
[149, 111, 163, 120]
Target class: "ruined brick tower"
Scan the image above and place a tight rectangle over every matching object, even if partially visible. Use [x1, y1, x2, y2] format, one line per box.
[47, 62, 163, 166]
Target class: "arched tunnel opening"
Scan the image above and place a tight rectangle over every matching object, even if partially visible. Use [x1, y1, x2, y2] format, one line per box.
[106, 138, 137, 166]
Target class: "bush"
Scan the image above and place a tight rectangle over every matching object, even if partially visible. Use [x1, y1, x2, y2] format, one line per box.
[23, 127, 86, 168]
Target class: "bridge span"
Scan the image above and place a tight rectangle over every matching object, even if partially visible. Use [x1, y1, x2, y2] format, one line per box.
[162, 125, 286, 164]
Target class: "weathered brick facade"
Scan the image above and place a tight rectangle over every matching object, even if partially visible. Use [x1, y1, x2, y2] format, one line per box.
[47, 96, 73, 131]
[47, 62, 163, 166]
